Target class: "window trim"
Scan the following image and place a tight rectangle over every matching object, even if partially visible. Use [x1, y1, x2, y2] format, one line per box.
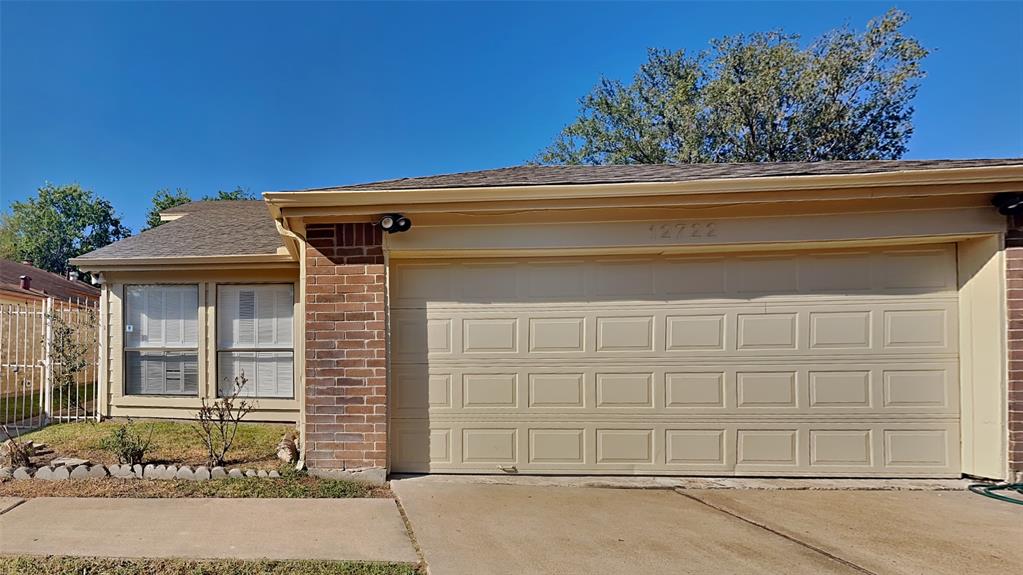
[215, 282, 296, 399]
[122, 283, 201, 398]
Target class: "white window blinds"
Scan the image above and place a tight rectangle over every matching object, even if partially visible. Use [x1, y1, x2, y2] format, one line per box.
[124, 285, 200, 396]
[217, 351, 294, 398]
[126, 351, 199, 395]
[218, 285, 294, 349]
[125, 285, 199, 349]
[217, 285, 294, 399]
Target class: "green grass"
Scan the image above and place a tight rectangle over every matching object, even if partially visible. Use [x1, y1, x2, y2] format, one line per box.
[19, 420, 291, 468]
[0, 389, 42, 424]
[0, 383, 96, 425]
[0, 556, 419, 575]
[0, 474, 380, 499]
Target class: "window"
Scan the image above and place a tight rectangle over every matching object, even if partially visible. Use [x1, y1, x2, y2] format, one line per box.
[124, 285, 200, 396]
[217, 284, 294, 398]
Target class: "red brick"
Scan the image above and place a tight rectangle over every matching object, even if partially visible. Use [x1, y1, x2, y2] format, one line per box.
[1008, 242, 1023, 471]
[305, 222, 388, 472]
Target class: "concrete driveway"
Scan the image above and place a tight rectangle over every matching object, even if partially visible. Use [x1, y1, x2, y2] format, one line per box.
[393, 479, 1022, 575]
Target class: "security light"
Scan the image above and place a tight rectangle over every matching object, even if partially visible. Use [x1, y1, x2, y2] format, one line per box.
[379, 213, 412, 234]
[992, 192, 1023, 215]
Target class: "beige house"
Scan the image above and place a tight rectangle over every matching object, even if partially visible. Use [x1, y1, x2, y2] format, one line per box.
[73, 159, 1023, 483]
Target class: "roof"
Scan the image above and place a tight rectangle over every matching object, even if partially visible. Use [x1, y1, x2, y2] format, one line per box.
[293, 158, 1023, 192]
[0, 260, 99, 301]
[73, 159, 1023, 264]
[73, 200, 284, 262]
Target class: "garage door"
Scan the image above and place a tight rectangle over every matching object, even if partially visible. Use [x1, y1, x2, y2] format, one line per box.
[390, 245, 961, 477]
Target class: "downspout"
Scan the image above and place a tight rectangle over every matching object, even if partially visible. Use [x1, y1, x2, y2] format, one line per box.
[269, 202, 309, 470]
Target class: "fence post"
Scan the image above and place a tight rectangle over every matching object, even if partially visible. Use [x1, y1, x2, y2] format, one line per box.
[42, 296, 54, 424]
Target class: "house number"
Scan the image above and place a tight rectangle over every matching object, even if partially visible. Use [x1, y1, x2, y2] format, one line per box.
[648, 222, 718, 240]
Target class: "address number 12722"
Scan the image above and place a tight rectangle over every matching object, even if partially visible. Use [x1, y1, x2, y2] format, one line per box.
[648, 222, 718, 240]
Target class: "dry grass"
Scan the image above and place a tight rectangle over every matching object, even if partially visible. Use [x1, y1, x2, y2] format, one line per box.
[0, 475, 391, 499]
[0, 556, 419, 575]
[18, 420, 291, 469]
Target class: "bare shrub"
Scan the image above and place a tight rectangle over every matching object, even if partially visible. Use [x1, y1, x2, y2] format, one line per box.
[1, 425, 33, 467]
[193, 372, 255, 467]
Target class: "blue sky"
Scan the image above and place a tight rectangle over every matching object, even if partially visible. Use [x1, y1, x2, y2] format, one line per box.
[2, 1, 1022, 231]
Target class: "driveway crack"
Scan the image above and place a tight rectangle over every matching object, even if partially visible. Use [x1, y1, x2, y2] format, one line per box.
[674, 490, 879, 575]
[393, 489, 429, 574]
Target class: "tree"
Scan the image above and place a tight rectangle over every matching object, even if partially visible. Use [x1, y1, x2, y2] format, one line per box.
[202, 186, 254, 201]
[537, 9, 928, 165]
[143, 188, 192, 230]
[0, 183, 131, 275]
[144, 186, 255, 231]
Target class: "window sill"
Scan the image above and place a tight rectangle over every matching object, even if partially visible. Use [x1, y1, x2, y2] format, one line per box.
[112, 395, 300, 411]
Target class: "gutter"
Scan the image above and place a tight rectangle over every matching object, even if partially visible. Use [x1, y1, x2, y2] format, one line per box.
[262, 164, 1023, 209]
[71, 253, 297, 272]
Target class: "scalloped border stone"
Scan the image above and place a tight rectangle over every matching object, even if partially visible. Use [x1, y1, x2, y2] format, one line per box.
[3, 464, 370, 483]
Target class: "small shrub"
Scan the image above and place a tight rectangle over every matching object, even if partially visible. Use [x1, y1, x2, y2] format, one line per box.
[1, 425, 33, 467]
[99, 419, 154, 465]
[194, 372, 255, 468]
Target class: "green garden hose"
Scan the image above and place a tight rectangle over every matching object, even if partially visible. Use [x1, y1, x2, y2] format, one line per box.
[968, 482, 1023, 505]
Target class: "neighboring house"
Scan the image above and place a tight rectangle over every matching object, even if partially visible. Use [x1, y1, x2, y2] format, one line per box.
[0, 259, 100, 306]
[72, 159, 1023, 483]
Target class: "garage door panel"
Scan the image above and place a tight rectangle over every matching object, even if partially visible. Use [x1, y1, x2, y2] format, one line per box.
[391, 245, 956, 308]
[392, 362, 958, 417]
[392, 421, 959, 476]
[395, 301, 958, 361]
[390, 246, 960, 477]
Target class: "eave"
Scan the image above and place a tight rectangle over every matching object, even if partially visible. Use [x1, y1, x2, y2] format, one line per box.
[263, 165, 1023, 211]
[70, 253, 298, 273]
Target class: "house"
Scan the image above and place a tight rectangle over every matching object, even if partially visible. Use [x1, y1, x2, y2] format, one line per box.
[72, 159, 1023, 483]
[0, 259, 100, 306]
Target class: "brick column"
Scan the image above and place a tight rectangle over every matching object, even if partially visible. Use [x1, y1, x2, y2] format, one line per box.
[303, 223, 387, 480]
[1006, 216, 1023, 478]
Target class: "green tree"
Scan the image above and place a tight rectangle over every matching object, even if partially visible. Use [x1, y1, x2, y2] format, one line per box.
[537, 9, 927, 165]
[202, 186, 254, 201]
[144, 186, 255, 231]
[0, 183, 131, 275]
[144, 188, 192, 230]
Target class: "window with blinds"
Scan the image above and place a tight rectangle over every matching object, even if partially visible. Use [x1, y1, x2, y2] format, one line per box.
[217, 284, 294, 398]
[124, 285, 200, 396]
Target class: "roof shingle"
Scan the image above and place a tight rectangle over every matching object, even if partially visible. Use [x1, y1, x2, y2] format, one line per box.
[74, 200, 283, 261]
[296, 158, 1023, 192]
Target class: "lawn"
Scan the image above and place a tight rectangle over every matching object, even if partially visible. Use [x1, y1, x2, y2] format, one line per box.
[18, 419, 291, 469]
[0, 556, 419, 575]
[0, 475, 388, 499]
[0, 383, 96, 425]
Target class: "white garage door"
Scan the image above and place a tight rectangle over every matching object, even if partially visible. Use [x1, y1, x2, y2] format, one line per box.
[390, 245, 961, 477]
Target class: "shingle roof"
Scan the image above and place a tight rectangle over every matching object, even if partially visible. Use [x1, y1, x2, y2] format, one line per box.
[298, 158, 1023, 192]
[0, 259, 99, 300]
[74, 200, 283, 261]
[73, 159, 1023, 263]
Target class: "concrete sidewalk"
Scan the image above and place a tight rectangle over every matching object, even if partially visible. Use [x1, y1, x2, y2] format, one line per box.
[0, 497, 417, 563]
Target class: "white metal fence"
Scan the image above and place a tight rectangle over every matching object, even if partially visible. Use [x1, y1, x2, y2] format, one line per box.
[1, 296, 99, 432]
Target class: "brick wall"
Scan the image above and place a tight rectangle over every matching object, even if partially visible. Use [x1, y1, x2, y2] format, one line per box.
[1006, 215, 1023, 475]
[303, 223, 387, 471]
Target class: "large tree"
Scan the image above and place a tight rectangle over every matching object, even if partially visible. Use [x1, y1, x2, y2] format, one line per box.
[202, 186, 254, 201]
[143, 186, 254, 230]
[1, 183, 131, 275]
[144, 188, 191, 230]
[537, 9, 928, 165]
